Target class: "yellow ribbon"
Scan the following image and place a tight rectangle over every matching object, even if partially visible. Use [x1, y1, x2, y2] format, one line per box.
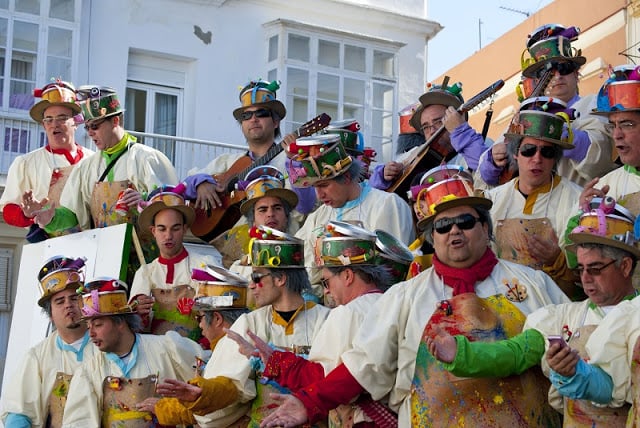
[555, 112, 574, 144]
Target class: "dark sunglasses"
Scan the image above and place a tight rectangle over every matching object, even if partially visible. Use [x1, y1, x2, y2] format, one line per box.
[251, 272, 272, 283]
[536, 61, 577, 78]
[240, 108, 271, 122]
[84, 118, 107, 131]
[518, 143, 558, 159]
[433, 213, 482, 234]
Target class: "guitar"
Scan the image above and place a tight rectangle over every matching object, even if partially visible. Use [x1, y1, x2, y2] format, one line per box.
[387, 79, 505, 200]
[190, 113, 332, 242]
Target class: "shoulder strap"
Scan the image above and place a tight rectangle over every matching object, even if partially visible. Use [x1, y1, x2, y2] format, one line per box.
[98, 144, 130, 182]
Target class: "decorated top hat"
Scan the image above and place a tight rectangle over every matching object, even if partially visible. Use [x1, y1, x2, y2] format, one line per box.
[238, 165, 298, 215]
[503, 107, 575, 150]
[316, 221, 377, 266]
[37, 256, 86, 307]
[287, 135, 353, 188]
[232, 79, 286, 121]
[323, 119, 364, 155]
[374, 229, 413, 284]
[75, 86, 124, 121]
[521, 24, 585, 78]
[77, 277, 133, 318]
[399, 102, 421, 134]
[138, 184, 195, 233]
[409, 76, 464, 133]
[416, 165, 492, 231]
[592, 64, 640, 116]
[249, 225, 305, 268]
[192, 265, 249, 311]
[568, 196, 640, 259]
[30, 79, 83, 123]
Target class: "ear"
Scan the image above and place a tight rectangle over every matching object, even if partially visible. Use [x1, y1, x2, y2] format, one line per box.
[621, 256, 634, 278]
[212, 311, 224, 327]
[272, 272, 287, 288]
[342, 268, 355, 287]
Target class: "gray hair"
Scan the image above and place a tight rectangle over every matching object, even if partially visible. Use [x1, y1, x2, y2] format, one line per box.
[424, 205, 494, 246]
[327, 264, 393, 291]
[203, 309, 248, 326]
[270, 267, 311, 295]
[576, 242, 637, 272]
[111, 313, 144, 333]
[333, 159, 365, 184]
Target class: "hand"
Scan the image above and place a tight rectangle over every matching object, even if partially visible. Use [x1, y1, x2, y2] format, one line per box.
[32, 202, 57, 229]
[119, 188, 143, 208]
[546, 341, 579, 377]
[383, 161, 404, 181]
[490, 142, 509, 168]
[260, 394, 309, 428]
[130, 294, 155, 316]
[224, 329, 274, 363]
[136, 397, 159, 414]
[156, 378, 202, 402]
[195, 181, 224, 210]
[528, 228, 561, 266]
[442, 106, 465, 132]
[579, 177, 609, 212]
[281, 133, 298, 158]
[426, 333, 457, 363]
[21, 190, 49, 218]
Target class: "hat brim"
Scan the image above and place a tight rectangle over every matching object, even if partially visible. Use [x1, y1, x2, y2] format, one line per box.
[522, 56, 586, 78]
[408, 92, 463, 133]
[29, 100, 82, 123]
[233, 100, 287, 121]
[37, 282, 82, 307]
[416, 196, 493, 232]
[567, 232, 640, 259]
[239, 188, 299, 215]
[504, 133, 575, 150]
[591, 107, 640, 117]
[138, 202, 196, 236]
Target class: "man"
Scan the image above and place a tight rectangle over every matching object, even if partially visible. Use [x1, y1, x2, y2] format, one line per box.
[484, 100, 583, 298]
[154, 235, 330, 427]
[0, 256, 96, 427]
[0, 80, 93, 241]
[427, 197, 639, 425]
[62, 278, 204, 427]
[579, 66, 640, 217]
[24, 85, 178, 234]
[184, 79, 315, 234]
[369, 79, 488, 190]
[129, 185, 219, 338]
[136, 270, 249, 426]
[290, 135, 414, 296]
[479, 24, 614, 187]
[260, 170, 569, 427]
[226, 221, 395, 426]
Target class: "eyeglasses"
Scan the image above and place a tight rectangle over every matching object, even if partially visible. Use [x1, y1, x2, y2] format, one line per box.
[433, 213, 482, 234]
[320, 273, 337, 289]
[251, 272, 272, 283]
[420, 118, 444, 134]
[605, 120, 638, 133]
[84, 118, 107, 132]
[536, 61, 577, 78]
[194, 314, 204, 323]
[575, 259, 616, 276]
[42, 114, 72, 125]
[240, 108, 272, 122]
[518, 144, 558, 159]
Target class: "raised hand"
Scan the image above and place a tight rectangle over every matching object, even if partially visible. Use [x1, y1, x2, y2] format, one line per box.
[260, 393, 309, 428]
[21, 190, 49, 218]
[156, 378, 202, 402]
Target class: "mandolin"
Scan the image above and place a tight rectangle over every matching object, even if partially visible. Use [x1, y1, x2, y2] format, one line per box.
[387, 79, 505, 200]
[190, 113, 331, 242]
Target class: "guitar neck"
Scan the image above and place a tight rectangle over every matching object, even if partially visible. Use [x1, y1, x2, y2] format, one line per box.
[235, 142, 285, 182]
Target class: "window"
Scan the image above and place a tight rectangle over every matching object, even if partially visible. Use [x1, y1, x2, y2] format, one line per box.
[266, 21, 399, 157]
[0, 247, 13, 311]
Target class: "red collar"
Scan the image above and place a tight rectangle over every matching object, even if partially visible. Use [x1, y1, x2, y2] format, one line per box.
[45, 144, 85, 165]
[158, 248, 189, 284]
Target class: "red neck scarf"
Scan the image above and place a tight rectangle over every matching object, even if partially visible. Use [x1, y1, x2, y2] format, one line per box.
[158, 248, 188, 284]
[45, 144, 85, 165]
[432, 248, 498, 296]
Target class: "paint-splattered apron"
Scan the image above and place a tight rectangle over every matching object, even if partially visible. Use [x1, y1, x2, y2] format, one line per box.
[46, 372, 72, 428]
[150, 284, 200, 341]
[101, 374, 160, 427]
[90, 181, 136, 229]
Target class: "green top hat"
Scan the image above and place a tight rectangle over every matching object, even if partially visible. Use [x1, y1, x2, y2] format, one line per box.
[76, 86, 124, 121]
[317, 221, 377, 266]
[288, 135, 352, 188]
[521, 24, 585, 78]
[232, 79, 286, 121]
[504, 110, 574, 149]
[249, 226, 305, 268]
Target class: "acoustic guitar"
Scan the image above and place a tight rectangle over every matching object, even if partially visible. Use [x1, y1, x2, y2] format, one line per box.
[190, 113, 331, 242]
[387, 79, 505, 201]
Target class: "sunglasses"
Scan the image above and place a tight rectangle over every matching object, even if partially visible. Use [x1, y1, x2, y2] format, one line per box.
[42, 114, 72, 125]
[518, 144, 558, 159]
[433, 213, 482, 234]
[240, 108, 272, 122]
[536, 61, 577, 78]
[251, 272, 272, 283]
[575, 259, 616, 276]
[84, 118, 107, 132]
[320, 273, 337, 289]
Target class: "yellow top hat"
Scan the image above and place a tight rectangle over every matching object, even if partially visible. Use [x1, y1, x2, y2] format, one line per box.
[239, 166, 298, 215]
[30, 80, 82, 123]
[138, 185, 195, 235]
[192, 265, 249, 311]
[37, 256, 86, 307]
[78, 277, 132, 318]
[232, 79, 286, 121]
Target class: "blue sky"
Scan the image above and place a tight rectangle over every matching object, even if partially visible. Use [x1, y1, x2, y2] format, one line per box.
[427, 0, 554, 80]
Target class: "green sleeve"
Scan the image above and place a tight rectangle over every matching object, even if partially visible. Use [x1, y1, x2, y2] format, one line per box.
[442, 329, 545, 377]
[43, 206, 80, 234]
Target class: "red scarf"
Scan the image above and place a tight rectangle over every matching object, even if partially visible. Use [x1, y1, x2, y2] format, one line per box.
[432, 248, 498, 296]
[158, 248, 188, 284]
[45, 144, 85, 164]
